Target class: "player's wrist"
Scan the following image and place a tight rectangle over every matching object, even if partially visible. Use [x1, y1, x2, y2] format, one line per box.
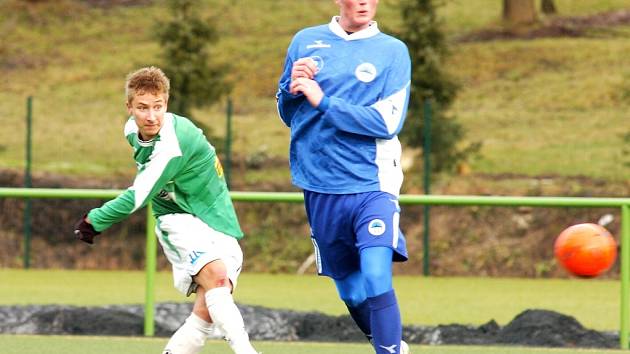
[316, 95, 330, 112]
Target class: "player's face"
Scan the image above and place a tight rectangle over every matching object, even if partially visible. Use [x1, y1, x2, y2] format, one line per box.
[336, 0, 378, 32]
[127, 92, 167, 141]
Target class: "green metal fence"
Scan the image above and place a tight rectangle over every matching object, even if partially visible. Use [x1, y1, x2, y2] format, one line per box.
[1, 187, 629, 348]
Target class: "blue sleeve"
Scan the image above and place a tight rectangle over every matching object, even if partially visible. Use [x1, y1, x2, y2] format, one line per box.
[319, 44, 411, 140]
[277, 36, 307, 128]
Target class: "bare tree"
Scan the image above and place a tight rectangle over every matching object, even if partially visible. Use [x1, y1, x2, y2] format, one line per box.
[503, 0, 537, 25]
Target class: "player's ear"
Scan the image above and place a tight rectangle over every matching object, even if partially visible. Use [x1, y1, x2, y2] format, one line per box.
[126, 100, 133, 115]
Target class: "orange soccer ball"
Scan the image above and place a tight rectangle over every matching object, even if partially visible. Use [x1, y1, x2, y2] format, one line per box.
[554, 223, 617, 277]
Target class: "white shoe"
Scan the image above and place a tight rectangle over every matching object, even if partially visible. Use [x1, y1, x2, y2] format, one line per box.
[401, 340, 410, 354]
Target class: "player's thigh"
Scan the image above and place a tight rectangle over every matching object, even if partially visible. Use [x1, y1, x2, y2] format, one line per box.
[304, 192, 359, 279]
[354, 192, 408, 261]
[156, 213, 244, 295]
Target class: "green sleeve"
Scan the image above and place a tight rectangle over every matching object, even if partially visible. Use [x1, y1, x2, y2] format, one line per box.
[88, 146, 184, 232]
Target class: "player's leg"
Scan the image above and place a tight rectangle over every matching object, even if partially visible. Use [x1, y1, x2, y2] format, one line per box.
[156, 214, 257, 354]
[355, 192, 409, 354]
[162, 287, 215, 354]
[333, 271, 372, 342]
[304, 191, 367, 334]
[156, 215, 215, 354]
[304, 191, 373, 343]
[195, 260, 258, 354]
[361, 246, 403, 354]
[338, 278, 411, 354]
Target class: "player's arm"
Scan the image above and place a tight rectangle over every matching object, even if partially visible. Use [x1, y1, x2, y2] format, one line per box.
[276, 38, 313, 127]
[75, 145, 184, 243]
[304, 45, 411, 139]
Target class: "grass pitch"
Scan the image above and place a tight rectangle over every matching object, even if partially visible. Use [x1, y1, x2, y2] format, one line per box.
[0, 269, 620, 331]
[0, 269, 624, 352]
[1, 335, 622, 354]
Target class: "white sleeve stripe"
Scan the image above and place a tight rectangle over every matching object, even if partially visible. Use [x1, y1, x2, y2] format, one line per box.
[370, 82, 410, 135]
[132, 153, 177, 212]
[131, 114, 181, 212]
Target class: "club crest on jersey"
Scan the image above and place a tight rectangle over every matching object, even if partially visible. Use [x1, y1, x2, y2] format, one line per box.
[355, 62, 377, 83]
[368, 219, 386, 236]
[309, 56, 324, 71]
[306, 40, 331, 49]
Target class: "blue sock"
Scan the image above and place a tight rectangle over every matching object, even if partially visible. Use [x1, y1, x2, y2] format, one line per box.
[367, 290, 402, 354]
[346, 300, 372, 341]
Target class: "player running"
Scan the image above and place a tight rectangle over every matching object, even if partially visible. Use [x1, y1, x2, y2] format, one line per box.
[276, 0, 411, 353]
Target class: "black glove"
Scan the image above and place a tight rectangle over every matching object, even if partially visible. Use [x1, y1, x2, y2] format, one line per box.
[74, 214, 100, 244]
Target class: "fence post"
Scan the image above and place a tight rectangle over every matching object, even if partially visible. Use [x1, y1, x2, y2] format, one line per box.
[23, 96, 33, 269]
[423, 99, 432, 276]
[621, 204, 630, 349]
[224, 97, 233, 188]
[144, 203, 157, 336]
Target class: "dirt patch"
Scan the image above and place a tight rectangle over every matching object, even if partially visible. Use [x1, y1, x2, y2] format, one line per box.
[81, 0, 153, 8]
[497, 309, 613, 348]
[458, 9, 630, 42]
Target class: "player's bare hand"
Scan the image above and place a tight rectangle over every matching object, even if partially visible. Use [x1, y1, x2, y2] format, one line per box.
[74, 214, 100, 245]
[290, 78, 324, 108]
[291, 57, 318, 81]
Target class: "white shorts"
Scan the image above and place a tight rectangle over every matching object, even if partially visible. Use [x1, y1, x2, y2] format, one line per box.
[155, 213, 244, 296]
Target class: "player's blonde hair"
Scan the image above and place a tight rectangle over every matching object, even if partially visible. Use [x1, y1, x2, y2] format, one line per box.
[125, 66, 170, 103]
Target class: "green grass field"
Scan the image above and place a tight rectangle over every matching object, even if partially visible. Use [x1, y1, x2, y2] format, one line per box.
[0, 269, 624, 353]
[1, 335, 622, 354]
[0, 269, 620, 330]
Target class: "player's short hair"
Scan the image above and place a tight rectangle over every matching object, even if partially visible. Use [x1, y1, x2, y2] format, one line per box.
[125, 66, 170, 103]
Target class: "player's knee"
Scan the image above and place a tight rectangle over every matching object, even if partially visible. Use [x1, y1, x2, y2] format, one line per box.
[340, 291, 366, 307]
[195, 260, 229, 290]
[192, 306, 212, 323]
[335, 272, 367, 306]
[337, 282, 367, 306]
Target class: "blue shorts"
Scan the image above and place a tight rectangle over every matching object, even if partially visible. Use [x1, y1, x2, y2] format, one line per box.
[304, 190, 408, 279]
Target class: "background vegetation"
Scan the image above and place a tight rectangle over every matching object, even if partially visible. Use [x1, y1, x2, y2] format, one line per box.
[1, 0, 629, 181]
[1, 0, 629, 276]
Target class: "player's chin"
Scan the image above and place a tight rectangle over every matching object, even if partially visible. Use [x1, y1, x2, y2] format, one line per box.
[146, 126, 160, 134]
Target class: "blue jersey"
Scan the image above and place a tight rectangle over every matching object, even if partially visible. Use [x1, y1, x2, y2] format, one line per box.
[277, 17, 411, 196]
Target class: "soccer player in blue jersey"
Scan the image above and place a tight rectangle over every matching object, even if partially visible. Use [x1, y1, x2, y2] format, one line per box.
[276, 1, 411, 353]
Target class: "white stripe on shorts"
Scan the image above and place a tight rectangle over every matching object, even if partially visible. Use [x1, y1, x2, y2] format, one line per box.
[392, 212, 400, 248]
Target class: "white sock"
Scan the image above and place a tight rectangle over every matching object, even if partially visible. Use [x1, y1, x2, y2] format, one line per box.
[162, 313, 214, 354]
[205, 287, 258, 354]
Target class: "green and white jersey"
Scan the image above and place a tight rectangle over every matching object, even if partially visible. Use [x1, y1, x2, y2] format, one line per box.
[88, 113, 243, 239]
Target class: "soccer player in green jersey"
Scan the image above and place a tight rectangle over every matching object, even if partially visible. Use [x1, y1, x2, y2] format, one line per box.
[73, 66, 259, 354]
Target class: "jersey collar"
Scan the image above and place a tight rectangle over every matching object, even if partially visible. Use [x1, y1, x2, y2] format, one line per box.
[328, 16, 380, 41]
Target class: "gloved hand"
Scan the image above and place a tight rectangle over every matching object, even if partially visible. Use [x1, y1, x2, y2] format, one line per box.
[73, 214, 100, 244]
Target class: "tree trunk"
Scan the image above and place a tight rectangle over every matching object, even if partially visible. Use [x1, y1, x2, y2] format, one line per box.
[503, 0, 537, 25]
[541, 0, 557, 15]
